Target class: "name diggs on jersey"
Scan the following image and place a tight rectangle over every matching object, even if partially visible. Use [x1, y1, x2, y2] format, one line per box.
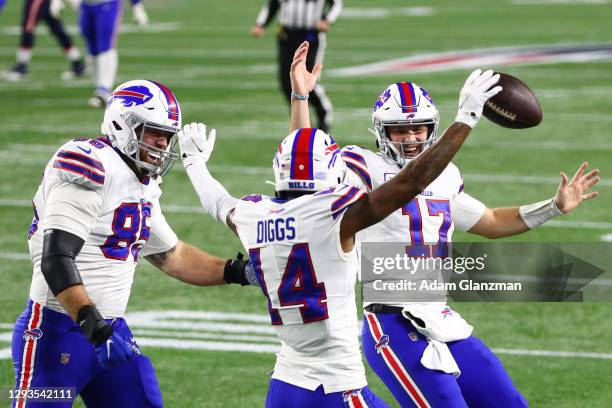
[257, 217, 296, 243]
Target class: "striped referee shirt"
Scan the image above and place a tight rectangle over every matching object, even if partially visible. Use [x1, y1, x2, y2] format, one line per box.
[255, 0, 343, 30]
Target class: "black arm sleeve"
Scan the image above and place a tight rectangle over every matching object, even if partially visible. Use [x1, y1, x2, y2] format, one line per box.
[262, 0, 280, 27]
[40, 229, 85, 296]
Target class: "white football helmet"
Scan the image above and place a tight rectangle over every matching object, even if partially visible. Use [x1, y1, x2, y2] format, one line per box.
[273, 128, 345, 196]
[101, 79, 181, 177]
[371, 82, 440, 167]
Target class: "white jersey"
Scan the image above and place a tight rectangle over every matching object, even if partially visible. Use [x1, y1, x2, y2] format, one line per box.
[231, 185, 367, 393]
[28, 137, 178, 318]
[342, 145, 486, 335]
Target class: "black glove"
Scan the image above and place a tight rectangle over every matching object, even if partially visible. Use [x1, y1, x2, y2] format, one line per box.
[77, 305, 113, 344]
[224, 252, 258, 286]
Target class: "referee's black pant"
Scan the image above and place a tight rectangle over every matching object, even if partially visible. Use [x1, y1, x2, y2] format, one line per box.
[278, 27, 333, 133]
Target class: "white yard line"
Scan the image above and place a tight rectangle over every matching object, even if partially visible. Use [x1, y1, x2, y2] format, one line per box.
[492, 348, 612, 359]
[510, 0, 610, 4]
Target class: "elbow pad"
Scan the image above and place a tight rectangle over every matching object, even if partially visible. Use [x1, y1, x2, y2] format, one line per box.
[41, 229, 85, 296]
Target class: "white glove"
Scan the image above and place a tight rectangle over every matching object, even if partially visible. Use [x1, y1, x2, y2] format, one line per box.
[178, 123, 216, 166]
[455, 69, 502, 128]
[132, 3, 149, 27]
[49, 0, 64, 18]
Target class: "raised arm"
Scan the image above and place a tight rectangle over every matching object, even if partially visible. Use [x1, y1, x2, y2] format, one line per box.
[340, 69, 502, 241]
[178, 123, 239, 232]
[289, 41, 322, 131]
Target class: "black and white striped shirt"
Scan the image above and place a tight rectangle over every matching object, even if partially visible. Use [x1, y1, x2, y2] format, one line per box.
[255, 0, 343, 30]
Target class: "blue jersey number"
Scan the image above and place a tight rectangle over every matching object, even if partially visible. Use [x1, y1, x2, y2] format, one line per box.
[101, 202, 151, 261]
[250, 243, 328, 325]
[402, 199, 451, 257]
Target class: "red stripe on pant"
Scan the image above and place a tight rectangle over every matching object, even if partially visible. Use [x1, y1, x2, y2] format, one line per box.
[351, 393, 365, 408]
[365, 313, 429, 408]
[17, 302, 42, 408]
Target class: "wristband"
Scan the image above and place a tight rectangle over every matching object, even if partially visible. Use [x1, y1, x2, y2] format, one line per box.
[519, 197, 563, 229]
[291, 91, 309, 101]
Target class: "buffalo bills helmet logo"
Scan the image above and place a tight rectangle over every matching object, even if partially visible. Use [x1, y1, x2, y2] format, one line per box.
[110, 85, 154, 107]
[23, 328, 43, 341]
[373, 88, 392, 112]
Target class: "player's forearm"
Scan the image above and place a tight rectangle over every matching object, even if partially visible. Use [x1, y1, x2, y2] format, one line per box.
[56, 285, 94, 321]
[150, 241, 226, 286]
[469, 207, 529, 239]
[290, 98, 311, 132]
[370, 122, 471, 222]
[184, 158, 238, 226]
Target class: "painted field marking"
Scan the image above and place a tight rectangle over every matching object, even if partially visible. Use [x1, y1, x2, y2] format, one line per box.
[2, 310, 612, 360]
[330, 43, 612, 77]
[341, 7, 433, 18]
[0, 22, 179, 36]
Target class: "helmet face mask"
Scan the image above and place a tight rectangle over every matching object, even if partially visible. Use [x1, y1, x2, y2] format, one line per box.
[102, 80, 181, 177]
[273, 128, 346, 197]
[372, 82, 440, 167]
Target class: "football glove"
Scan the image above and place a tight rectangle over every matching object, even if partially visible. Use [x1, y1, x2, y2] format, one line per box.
[224, 252, 260, 286]
[77, 305, 139, 369]
[455, 69, 502, 129]
[178, 122, 216, 166]
[94, 332, 140, 369]
[132, 3, 149, 27]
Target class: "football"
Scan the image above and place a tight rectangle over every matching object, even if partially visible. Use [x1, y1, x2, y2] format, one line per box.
[483, 72, 543, 128]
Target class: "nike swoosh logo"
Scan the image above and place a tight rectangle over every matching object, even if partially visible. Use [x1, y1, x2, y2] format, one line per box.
[77, 146, 92, 154]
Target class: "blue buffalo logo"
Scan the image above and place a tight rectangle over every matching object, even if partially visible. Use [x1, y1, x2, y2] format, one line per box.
[23, 328, 43, 341]
[375, 334, 390, 354]
[110, 85, 153, 107]
[373, 88, 392, 112]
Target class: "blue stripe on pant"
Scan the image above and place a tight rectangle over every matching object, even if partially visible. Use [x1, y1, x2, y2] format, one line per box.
[362, 312, 528, 408]
[11, 300, 163, 407]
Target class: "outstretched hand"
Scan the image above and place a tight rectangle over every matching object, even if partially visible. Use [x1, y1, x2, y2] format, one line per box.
[290, 41, 322, 96]
[178, 123, 216, 165]
[555, 162, 600, 213]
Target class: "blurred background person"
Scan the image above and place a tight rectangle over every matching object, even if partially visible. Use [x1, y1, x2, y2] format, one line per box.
[250, 0, 342, 133]
[52, 0, 149, 107]
[2, 0, 85, 81]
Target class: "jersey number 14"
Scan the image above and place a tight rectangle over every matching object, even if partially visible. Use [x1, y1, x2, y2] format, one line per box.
[249, 244, 328, 325]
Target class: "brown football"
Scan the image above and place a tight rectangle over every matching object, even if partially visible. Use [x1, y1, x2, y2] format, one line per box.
[483, 72, 542, 129]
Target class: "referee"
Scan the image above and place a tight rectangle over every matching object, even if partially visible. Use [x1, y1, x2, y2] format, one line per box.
[251, 0, 342, 133]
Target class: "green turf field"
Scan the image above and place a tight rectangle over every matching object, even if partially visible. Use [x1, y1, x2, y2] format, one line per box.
[1, 0, 611, 406]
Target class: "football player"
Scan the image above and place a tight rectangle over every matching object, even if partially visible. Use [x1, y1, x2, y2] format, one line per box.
[289, 42, 600, 407]
[50, 0, 149, 107]
[2, 0, 85, 81]
[11, 79, 252, 408]
[177, 68, 501, 406]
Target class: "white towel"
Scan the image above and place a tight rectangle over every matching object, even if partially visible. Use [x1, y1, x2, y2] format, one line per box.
[421, 339, 461, 378]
